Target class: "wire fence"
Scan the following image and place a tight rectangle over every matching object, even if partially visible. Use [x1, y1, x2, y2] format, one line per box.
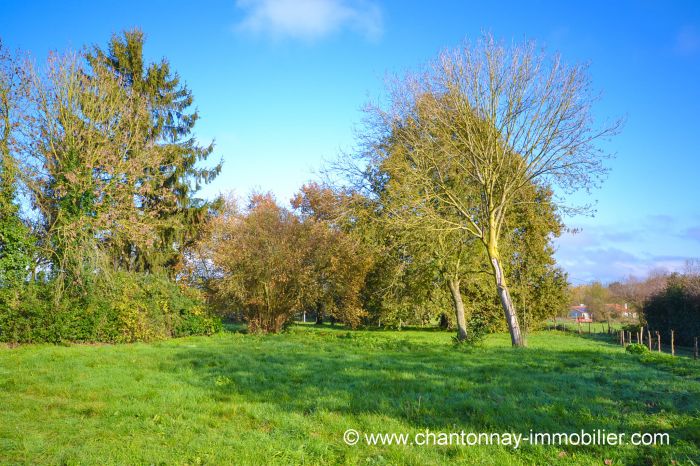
[546, 320, 699, 360]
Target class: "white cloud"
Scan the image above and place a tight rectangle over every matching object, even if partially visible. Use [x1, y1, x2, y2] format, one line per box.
[553, 215, 700, 284]
[235, 0, 382, 41]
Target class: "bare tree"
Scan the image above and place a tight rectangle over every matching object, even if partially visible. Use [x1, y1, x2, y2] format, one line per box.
[609, 270, 669, 315]
[684, 258, 700, 277]
[354, 34, 621, 346]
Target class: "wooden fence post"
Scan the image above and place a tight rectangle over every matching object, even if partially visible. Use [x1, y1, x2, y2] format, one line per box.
[588, 322, 591, 334]
[620, 330, 625, 346]
[578, 321, 582, 334]
[647, 329, 652, 351]
[671, 330, 675, 357]
[695, 337, 698, 360]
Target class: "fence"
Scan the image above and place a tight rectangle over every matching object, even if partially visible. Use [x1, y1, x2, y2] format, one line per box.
[547, 320, 699, 359]
[616, 326, 699, 359]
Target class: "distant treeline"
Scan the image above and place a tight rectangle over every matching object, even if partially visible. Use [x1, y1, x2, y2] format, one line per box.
[2, 32, 616, 345]
[185, 184, 569, 340]
[572, 264, 700, 347]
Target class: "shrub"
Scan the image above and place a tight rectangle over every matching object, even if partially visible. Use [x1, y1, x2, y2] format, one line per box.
[0, 272, 221, 344]
[626, 343, 649, 354]
[643, 274, 700, 347]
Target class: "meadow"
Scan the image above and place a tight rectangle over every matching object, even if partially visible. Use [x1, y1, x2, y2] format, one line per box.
[1, 324, 699, 465]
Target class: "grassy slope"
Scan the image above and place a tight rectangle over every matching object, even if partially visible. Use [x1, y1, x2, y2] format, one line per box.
[0, 325, 698, 465]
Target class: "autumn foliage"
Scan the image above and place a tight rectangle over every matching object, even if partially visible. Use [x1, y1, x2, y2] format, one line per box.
[192, 188, 371, 333]
[0, 32, 221, 343]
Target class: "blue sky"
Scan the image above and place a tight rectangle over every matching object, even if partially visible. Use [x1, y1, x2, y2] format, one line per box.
[3, 0, 699, 284]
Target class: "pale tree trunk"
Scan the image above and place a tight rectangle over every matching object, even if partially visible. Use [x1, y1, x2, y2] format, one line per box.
[447, 277, 468, 341]
[490, 255, 525, 347]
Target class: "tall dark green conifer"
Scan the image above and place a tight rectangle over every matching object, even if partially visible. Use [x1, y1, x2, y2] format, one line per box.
[88, 29, 221, 275]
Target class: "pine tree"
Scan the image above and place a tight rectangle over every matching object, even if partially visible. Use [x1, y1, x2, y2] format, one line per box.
[87, 29, 221, 275]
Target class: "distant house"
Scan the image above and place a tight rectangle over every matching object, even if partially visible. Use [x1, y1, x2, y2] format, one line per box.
[568, 304, 592, 322]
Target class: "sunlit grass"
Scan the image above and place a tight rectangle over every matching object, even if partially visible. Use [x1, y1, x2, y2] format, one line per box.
[1, 325, 698, 464]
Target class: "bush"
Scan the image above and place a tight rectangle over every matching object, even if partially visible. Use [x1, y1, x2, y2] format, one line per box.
[0, 272, 221, 344]
[643, 274, 700, 347]
[626, 343, 649, 354]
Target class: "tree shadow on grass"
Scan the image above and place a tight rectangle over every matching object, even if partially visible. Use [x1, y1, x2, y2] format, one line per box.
[221, 321, 248, 333]
[291, 322, 451, 333]
[540, 328, 623, 345]
[163, 333, 700, 462]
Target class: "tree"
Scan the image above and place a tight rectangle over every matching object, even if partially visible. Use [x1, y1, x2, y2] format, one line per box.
[0, 35, 222, 344]
[292, 183, 373, 328]
[583, 281, 609, 321]
[195, 190, 371, 333]
[202, 194, 307, 333]
[372, 190, 483, 340]
[331, 135, 568, 340]
[499, 185, 569, 330]
[0, 41, 33, 289]
[609, 270, 669, 316]
[684, 258, 700, 277]
[87, 29, 221, 275]
[643, 272, 700, 347]
[424, 228, 480, 340]
[20, 51, 170, 287]
[351, 34, 620, 346]
[376, 168, 567, 340]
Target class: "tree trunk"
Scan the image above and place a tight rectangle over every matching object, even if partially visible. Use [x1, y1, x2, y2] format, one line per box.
[490, 255, 525, 347]
[315, 302, 324, 325]
[447, 277, 468, 341]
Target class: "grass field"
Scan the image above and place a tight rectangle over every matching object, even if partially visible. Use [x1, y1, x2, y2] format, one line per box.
[544, 320, 628, 333]
[1, 324, 699, 465]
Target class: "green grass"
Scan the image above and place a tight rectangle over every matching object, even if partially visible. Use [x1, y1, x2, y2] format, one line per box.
[1, 325, 699, 465]
[544, 320, 628, 333]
